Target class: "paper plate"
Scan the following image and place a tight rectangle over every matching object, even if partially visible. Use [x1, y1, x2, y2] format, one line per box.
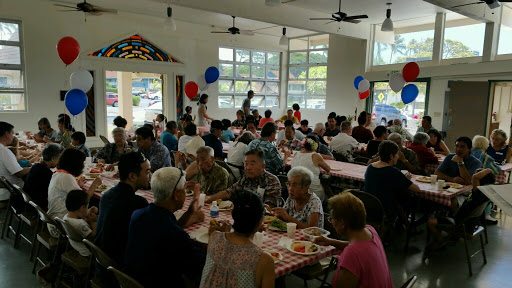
[196, 232, 210, 244]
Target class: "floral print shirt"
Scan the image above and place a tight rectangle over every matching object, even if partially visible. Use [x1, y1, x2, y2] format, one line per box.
[226, 170, 281, 206]
[284, 193, 324, 228]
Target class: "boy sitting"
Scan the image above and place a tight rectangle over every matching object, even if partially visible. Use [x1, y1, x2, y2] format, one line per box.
[71, 131, 91, 157]
[63, 189, 98, 256]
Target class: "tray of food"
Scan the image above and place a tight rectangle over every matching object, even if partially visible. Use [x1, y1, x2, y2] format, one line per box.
[288, 241, 321, 255]
[302, 227, 330, 241]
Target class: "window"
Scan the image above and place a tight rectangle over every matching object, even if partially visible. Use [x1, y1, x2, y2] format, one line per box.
[498, 5, 512, 55]
[287, 34, 328, 110]
[443, 14, 485, 59]
[0, 19, 25, 112]
[373, 16, 435, 66]
[218, 47, 280, 109]
[370, 80, 429, 136]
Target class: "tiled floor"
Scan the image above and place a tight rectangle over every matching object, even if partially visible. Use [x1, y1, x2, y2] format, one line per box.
[1, 208, 512, 287]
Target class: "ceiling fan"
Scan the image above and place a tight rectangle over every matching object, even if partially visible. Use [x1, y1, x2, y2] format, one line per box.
[310, 0, 368, 24]
[211, 16, 254, 36]
[53, 0, 118, 15]
[452, 0, 512, 9]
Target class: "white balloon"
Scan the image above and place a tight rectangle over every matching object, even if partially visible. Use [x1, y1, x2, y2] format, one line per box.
[389, 72, 406, 93]
[358, 79, 370, 93]
[70, 70, 93, 93]
[197, 74, 208, 91]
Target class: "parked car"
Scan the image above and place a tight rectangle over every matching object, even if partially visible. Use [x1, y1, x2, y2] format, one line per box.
[106, 93, 118, 107]
[148, 100, 161, 107]
[132, 88, 145, 96]
[372, 103, 408, 127]
[148, 91, 162, 100]
[145, 101, 162, 124]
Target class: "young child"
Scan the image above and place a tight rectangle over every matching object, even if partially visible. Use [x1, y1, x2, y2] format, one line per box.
[63, 190, 98, 257]
[8, 136, 40, 167]
[71, 131, 91, 157]
[232, 110, 246, 128]
[221, 119, 235, 143]
[154, 114, 167, 141]
[292, 103, 301, 122]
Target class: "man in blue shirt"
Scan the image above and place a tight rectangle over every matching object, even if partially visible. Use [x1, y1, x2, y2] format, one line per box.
[136, 127, 171, 172]
[202, 120, 224, 159]
[247, 122, 290, 175]
[435, 136, 482, 185]
[125, 167, 205, 288]
[160, 121, 178, 152]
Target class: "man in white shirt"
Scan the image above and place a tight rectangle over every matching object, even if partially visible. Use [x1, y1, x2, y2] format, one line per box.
[330, 121, 359, 162]
[0, 122, 30, 203]
[276, 120, 304, 144]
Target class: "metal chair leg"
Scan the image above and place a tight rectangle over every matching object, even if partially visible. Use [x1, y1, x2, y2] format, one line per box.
[14, 216, 23, 248]
[32, 241, 42, 274]
[463, 224, 473, 276]
[30, 221, 40, 261]
[480, 234, 487, 265]
[2, 208, 14, 239]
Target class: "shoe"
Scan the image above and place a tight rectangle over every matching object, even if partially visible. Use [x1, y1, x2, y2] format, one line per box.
[485, 214, 498, 225]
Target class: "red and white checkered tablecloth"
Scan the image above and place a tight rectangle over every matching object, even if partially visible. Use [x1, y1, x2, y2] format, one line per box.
[425, 158, 512, 184]
[87, 175, 337, 278]
[410, 175, 472, 206]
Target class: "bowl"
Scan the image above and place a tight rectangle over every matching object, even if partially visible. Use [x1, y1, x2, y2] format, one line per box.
[302, 227, 330, 241]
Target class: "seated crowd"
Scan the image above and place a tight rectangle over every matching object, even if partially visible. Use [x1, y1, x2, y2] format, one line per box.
[0, 99, 511, 288]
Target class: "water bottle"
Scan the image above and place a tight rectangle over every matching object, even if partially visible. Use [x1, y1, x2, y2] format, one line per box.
[210, 201, 219, 218]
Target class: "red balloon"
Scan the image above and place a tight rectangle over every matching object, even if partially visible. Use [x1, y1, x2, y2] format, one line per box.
[57, 37, 80, 66]
[185, 81, 199, 100]
[359, 89, 370, 100]
[402, 62, 420, 82]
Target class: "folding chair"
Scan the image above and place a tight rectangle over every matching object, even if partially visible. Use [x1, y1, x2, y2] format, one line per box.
[107, 266, 144, 288]
[83, 239, 118, 287]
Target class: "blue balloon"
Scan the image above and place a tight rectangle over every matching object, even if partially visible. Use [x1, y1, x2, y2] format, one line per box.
[354, 76, 364, 90]
[65, 89, 88, 116]
[401, 84, 419, 104]
[205, 66, 220, 84]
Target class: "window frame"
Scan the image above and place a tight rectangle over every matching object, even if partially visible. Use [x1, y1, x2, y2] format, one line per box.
[0, 18, 26, 113]
[287, 34, 329, 110]
[218, 46, 281, 109]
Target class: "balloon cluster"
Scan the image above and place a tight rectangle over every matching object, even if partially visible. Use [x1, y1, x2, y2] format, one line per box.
[389, 62, 420, 105]
[354, 76, 370, 100]
[57, 36, 89, 116]
[185, 66, 220, 100]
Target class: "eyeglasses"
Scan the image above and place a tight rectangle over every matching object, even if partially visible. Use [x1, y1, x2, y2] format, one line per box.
[173, 169, 184, 192]
[285, 182, 302, 189]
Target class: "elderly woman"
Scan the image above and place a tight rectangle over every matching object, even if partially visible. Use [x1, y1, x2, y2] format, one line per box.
[201, 190, 275, 288]
[314, 192, 393, 288]
[487, 129, 512, 164]
[34, 117, 58, 143]
[472, 135, 502, 175]
[227, 131, 255, 180]
[363, 140, 420, 221]
[409, 132, 439, 171]
[94, 127, 131, 167]
[291, 135, 331, 201]
[272, 166, 324, 229]
[426, 129, 450, 156]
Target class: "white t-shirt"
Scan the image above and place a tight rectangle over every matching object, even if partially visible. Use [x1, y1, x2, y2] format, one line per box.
[330, 133, 359, 161]
[178, 135, 192, 153]
[184, 136, 205, 156]
[0, 143, 24, 201]
[227, 142, 248, 180]
[63, 214, 92, 256]
[47, 172, 81, 220]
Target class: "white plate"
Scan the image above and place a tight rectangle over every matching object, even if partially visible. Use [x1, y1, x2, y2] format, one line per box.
[264, 249, 284, 264]
[186, 190, 194, 197]
[287, 241, 321, 255]
[196, 232, 210, 244]
[330, 168, 342, 171]
[218, 200, 233, 210]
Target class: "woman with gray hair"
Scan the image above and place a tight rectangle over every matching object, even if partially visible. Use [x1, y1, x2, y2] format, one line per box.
[272, 166, 324, 228]
[94, 127, 131, 167]
[227, 131, 255, 180]
[409, 132, 439, 171]
[471, 135, 502, 175]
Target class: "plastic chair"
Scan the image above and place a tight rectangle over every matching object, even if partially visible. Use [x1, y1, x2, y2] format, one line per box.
[83, 239, 118, 287]
[107, 266, 144, 288]
[29, 201, 62, 274]
[349, 190, 385, 234]
[100, 135, 110, 145]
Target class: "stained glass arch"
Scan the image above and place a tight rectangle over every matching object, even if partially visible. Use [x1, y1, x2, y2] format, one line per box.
[89, 34, 180, 63]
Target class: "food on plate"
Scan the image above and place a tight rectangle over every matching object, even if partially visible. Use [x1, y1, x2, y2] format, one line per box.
[263, 216, 276, 224]
[270, 220, 287, 231]
[417, 176, 431, 183]
[304, 228, 323, 236]
[210, 219, 220, 226]
[291, 242, 319, 253]
[97, 185, 109, 191]
[265, 250, 282, 263]
[95, 163, 105, 168]
[90, 168, 103, 174]
[185, 190, 194, 196]
[446, 182, 463, 188]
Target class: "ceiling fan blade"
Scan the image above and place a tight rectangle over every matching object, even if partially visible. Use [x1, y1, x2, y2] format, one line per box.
[451, 2, 484, 8]
[282, 0, 297, 3]
[93, 8, 118, 14]
[53, 4, 77, 9]
[310, 18, 335, 20]
[323, 21, 336, 25]
[56, 9, 79, 12]
[343, 19, 361, 24]
[344, 15, 368, 21]
[239, 30, 255, 36]
[211, 31, 230, 34]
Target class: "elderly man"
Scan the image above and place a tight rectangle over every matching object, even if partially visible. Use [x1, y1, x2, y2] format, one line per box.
[202, 120, 224, 159]
[247, 122, 290, 175]
[0, 122, 30, 205]
[206, 149, 282, 207]
[278, 124, 302, 151]
[136, 126, 171, 172]
[94, 127, 131, 165]
[324, 115, 341, 137]
[330, 121, 360, 162]
[368, 132, 421, 174]
[125, 167, 205, 288]
[435, 136, 482, 185]
[309, 122, 328, 146]
[409, 132, 439, 171]
[185, 146, 229, 195]
[417, 115, 435, 133]
[277, 120, 304, 143]
[388, 119, 413, 141]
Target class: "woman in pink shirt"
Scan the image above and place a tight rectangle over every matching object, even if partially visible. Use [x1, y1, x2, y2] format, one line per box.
[315, 192, 394, 288]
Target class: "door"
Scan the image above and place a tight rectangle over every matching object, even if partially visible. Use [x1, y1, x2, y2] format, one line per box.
[445, 81, 489, 147]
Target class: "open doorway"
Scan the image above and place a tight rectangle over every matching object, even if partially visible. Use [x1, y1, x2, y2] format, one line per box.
[490, 82, 512, 140]
[105, 71, 163, 141]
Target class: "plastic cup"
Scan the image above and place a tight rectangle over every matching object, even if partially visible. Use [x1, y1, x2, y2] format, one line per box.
[286, 223, 297, 239]
[199, 193, 206, 207]
[430, 174, 438, 185]
[437, 180, 445, 190]
[254, 232, 264, 247]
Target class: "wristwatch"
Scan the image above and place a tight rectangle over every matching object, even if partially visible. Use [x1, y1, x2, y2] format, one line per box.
[457, 161, 465, 166]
